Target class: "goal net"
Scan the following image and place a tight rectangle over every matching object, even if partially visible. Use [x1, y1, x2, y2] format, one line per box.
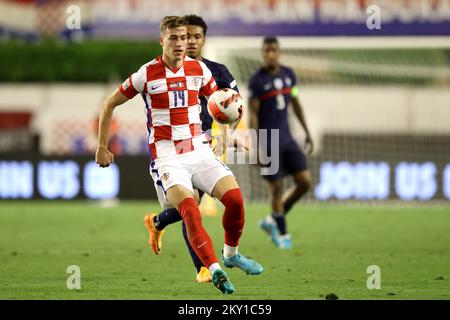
[204, 37, 450, 203]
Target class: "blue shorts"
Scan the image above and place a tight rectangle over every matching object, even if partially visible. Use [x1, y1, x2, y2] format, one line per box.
[261, 142, 307, 181]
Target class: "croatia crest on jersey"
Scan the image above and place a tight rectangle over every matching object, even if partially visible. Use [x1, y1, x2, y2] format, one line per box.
[161, 172, 170, 181]
[193, 77, 201, 88]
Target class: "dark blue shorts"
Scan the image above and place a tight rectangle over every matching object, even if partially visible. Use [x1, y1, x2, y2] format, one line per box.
[261, 142, 307, 181]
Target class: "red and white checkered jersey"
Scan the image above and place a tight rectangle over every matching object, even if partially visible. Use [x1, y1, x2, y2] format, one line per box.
[119, 56, 217, 160]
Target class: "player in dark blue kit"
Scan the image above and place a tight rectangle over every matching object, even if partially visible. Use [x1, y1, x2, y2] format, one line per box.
[144, 15, 240, 283]
[248, 37, 313, 249]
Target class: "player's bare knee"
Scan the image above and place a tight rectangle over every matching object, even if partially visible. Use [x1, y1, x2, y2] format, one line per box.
[295, 172, 312, 193]
[304, 176, 313, 192]
[297, 178, 312, 193]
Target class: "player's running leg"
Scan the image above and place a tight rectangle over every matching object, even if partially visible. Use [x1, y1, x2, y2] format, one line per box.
[275, 144, 312, 248]
[144, 208, 180, 254]
[258, 144, 286, 248]
[181, 222, 212, 282]
[145, 189, 211, 282]
[260, 178, 284, 247]
[282, 170, 312, 214]
[145, 162, 186, 255]
[211, 176, 264, 275]
[145, 208, 210, 281]
[144, 190, 199, 255]
[166, 184, 234, 294]
[281, 144, 311, 215]
[274, 169, 312, 248]
[182, 189, 212, 282]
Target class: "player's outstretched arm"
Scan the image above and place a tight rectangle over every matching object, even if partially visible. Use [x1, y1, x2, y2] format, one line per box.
[95, 89, 129, 168]
[291, 96, 314, 155]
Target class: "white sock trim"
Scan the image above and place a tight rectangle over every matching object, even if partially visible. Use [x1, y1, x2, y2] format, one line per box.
[223, 244, 238, 258]
[208, 263, 221, 274]
[265, 214, 276, 225]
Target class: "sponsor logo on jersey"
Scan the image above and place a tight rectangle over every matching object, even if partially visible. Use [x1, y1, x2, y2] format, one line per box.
[169, 81, 186, 89]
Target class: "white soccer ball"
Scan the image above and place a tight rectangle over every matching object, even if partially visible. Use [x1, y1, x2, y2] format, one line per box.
[207, 88, 244, 124]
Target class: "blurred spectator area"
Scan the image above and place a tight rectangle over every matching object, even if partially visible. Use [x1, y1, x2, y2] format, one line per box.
[1, 0, 449, 157]
[0, 84, 149, 156]
[0, 111, 37, 153]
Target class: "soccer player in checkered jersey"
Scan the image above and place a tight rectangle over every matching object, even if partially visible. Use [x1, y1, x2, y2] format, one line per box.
[143, 14, 244, 284]
[95, 16, 262, 294]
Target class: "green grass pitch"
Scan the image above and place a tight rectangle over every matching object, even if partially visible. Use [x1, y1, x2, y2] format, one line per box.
[0, 201, 449, 299]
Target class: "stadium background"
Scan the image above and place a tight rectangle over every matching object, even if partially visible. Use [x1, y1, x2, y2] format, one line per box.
[1, 0, 450, 202]
[0, 0, 449, 300]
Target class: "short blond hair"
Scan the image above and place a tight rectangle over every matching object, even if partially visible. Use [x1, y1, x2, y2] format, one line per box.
[160, 16, 186, 35]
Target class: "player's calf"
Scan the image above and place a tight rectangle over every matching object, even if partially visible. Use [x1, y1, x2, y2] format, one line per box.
[220, 188, 245, 247]
[178, 197, 219, 268]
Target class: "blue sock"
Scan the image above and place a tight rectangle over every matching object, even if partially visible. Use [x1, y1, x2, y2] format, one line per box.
[271, 212, 287, 235]
[182, 221, 204, 272]
[154, 208, 182, 230]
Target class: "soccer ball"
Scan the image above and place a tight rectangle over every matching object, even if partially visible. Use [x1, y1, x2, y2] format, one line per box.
[207, 88, 244, 124]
